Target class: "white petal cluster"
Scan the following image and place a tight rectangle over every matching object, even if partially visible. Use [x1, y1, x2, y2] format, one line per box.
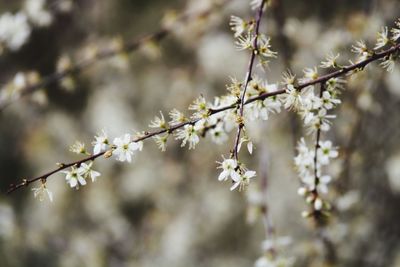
[92, 130, 109, 154]
[351, 40, 371, 63]
[24, 0, 53, 27]
[175, 124, 200, 149]
[320, 53, 340, 69]
[283, 79, 342, 135]
[62, 162, 101, 189]
[0, 12, 31, 51]
[391, 19, 400, 41]
[245, 79, 282, 121]
[380, 54, 396, 73]
[32, 181, 53, 202]
[113, 134, 143, 162]
[229, 16, 253, 38]
[62, 166, 87, 189]
[217, 157, 256, 191]
[294, 137, 338, 212]
[374, 27, 389, 50]
[188, 95, 209, 119]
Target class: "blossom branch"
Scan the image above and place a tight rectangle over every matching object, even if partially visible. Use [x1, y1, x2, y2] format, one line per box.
[232, 0, 266, 160]
[6, 119, 198, 194]
[7, 40, 400, 194]
[0, 0, 230, 111]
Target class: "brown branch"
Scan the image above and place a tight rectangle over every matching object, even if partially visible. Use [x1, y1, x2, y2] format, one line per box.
[6, 39, 400, 194]
[232, 0, 266, 161]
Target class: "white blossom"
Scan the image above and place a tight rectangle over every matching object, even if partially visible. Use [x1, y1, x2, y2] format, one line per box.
[217, 157, 240, 181]
[189, 95, 209, 119]
[24, 0, 53, 27]
[78, 162, 101, 182]
[230, 170, 256, 191]
[113, 134, 141, 162]
[153, 134, 168, 152]
[391, 19, 400, 41]
[257, 34, 277, 58]
[317, 140, 338, 165]
[314, 197, 323, 210]
[299, 67, 318, 83]
[229, 16, 247, 37]
[62, 167, 87, 189]
[149, 111, 167, 128]
[175, 124, 200, 149]
[32, 181, 53, 202]
[321, 91, 341, 110]
[351, 40, 370, 63]
[0, 12, 31, 51]
[320, 52, 340, 68]
[169, 109, 187, 125]
[380, 55, 396, 72]
[235, 33, 255, 51]
[282, 84, 303, 110]
[69, 141, 86, 154]
[374, 26, 389, 50]
[92, 130, 109, 154]
[208, 124, 228, 144]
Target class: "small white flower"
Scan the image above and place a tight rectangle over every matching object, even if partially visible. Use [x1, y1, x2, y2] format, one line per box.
[321, 91, 341, 110]
[230, 170, 256, 191]
[237, 137, 254, 154]
[217, 157, 240, 181]
[314, 197, 323, 210]
[282, 70, 296, 85]
[189, 95, 209, 119]
[351, 40, 368, 54]
[175, 124, 199, 149]
[320, 52, 340, 68]
[326, 77, 346, 91]
[351, 40, 370, 63]
[229, 16, 248, 37]
[257, 34, 277, 58]
[113, 134, 141, 162]
[317, 140, 338, 165]
[24, 0, 53, 27]
[391, 19, 400, 41]
[153, 134, 168, 152]
[294, 138, 315, 178]
[0, 12, 31, 51]
[380, 55, 396, 72]
[78, 162, 101, 182]
[282, 84, 302, 110]
[32, 181, 53, 202]
[149, 111, 167, 129]
[235, 33, 255, 51]
[69, 141, 86, 154]
[317, 175, 332, 194]
[208, 124, 228, 145]
[62, 167, 86, 188]
[300, 67, 318, 83]
[374, 27, 389, 50]
[169, 109, 187, 125]
[92, 130, 109, 154]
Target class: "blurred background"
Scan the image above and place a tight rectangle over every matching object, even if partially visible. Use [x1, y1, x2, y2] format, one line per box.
[0, 0, 400, 266]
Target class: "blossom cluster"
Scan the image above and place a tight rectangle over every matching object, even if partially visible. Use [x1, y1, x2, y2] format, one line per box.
[0, 0, 55, 53]
[282, 75, 342, 217]
[351, 19, 400, 72]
